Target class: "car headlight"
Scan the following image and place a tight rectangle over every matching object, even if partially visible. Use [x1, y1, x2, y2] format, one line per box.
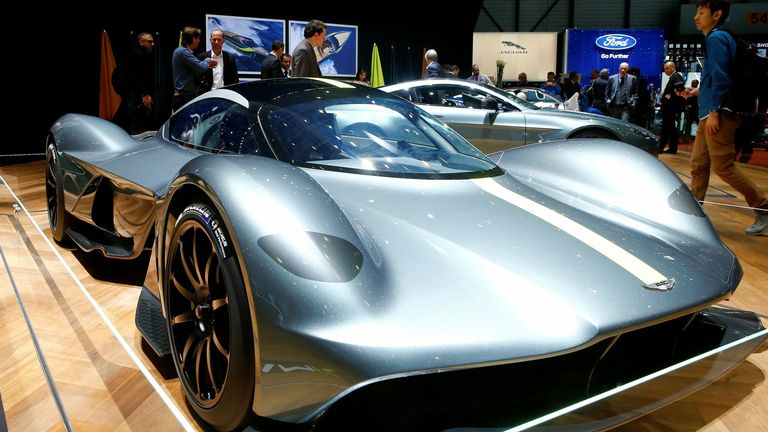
[259, 232, 363, 282]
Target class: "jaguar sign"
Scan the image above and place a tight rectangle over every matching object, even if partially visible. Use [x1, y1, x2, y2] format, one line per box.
[595, 34, 637, 50]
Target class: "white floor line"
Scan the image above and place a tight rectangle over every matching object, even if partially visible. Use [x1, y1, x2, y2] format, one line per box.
[700, 200, 766, 212]
[506, 327, 768, 432]
[0, 176, 196, 432]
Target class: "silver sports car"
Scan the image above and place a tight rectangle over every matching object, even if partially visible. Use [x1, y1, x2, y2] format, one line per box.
[381, 79, 658, 155]
[46, 79, 765, 431]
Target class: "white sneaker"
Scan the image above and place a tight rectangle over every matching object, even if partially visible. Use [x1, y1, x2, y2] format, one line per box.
[745, 214, 768, 236]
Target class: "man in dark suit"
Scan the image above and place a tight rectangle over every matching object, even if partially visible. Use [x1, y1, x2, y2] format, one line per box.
[279, 53, 292, 78]
[291, 20, 326, 78]
[659, 61, 685, 153]
[587, 68, 610, 114]
[112, 32, 155, 134]
[196, 29, 239, 92]
[260, 40, 284, 79]
[605, 62, 637, 122]
[424, 49, 445, 79]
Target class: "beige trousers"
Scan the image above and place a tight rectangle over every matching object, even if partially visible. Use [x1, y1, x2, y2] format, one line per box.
[690, 111, 768, 212]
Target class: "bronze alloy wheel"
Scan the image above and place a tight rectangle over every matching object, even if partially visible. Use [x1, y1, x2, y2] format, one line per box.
[165, 203, 254, 430]
[45, 142, 58, 232]
[45, 139, 71, 245]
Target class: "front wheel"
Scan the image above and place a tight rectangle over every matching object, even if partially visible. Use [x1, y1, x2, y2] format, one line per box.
[165, 203, 254, 431]
[45, 138, 72, 246]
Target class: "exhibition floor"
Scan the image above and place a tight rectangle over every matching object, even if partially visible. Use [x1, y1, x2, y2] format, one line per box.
[0, 158, 765, 431]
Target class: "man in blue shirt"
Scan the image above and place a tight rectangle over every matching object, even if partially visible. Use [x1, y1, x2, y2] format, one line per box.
[172, 27, 217, 111]
[682, 0, 767, 235]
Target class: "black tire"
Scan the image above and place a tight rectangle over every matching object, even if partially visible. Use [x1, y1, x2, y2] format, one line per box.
[165, 203, 254, 431]
[45, 138, 72, 246]
[569, 129, 616, 140]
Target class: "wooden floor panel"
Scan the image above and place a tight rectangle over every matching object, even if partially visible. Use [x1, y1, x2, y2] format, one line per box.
[0, 174, 190, 431]
[0, 157, 765, 431]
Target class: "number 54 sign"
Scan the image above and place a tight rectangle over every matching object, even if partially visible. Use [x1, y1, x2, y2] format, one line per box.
[747, 11, 767, 25]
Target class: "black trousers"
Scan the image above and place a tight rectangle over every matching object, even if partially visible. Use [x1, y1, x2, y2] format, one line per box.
[659, 110, 680, 153]
[172, 91, 197, 112]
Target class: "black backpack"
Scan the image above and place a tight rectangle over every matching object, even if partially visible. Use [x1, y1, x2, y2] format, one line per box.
[718, 28, 768, 114]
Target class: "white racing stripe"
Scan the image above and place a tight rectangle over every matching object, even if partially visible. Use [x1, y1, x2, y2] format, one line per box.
[472, 177, 666, 285]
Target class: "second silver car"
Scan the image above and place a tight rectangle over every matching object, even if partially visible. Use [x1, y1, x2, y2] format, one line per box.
[381, 79, 658, 155]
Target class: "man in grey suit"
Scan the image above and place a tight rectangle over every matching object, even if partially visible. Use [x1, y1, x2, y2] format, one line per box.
[467, 64, 494, 85]
[604, 62, 637, 122]
[291, 20, 326, 78]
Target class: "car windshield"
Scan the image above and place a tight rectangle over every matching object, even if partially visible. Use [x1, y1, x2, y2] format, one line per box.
[259, 89, 501, 178]
[468, 81, 541, 110]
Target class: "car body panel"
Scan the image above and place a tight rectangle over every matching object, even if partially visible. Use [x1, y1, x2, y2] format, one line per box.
[46, 79, 762, 428]
[423, 103, 530, 151]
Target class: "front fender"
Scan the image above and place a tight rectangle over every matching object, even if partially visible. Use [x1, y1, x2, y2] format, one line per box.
[51, 114, 157, 163]
[163, 154, 375, 420]
[169, 154, 364, 256]
[491, 139, 735, 282]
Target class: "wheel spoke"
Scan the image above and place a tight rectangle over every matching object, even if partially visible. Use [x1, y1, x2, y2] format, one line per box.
[195, 336, 205, 397]
[46, 155, 55, 180]
[192, 229, 205, 291]
[181, 332, 196, 366]
[171, 311, 194, 325]
[204, 252, 215, 289]
[180, 333, 200, 394]
[205, 338, 220, 395]
[46, 157, 58, 227]
[170, 272, 196, 303]
[211, 327, 229, 358]
[179, 237, 200, 291]
[211, 298, 228, 310]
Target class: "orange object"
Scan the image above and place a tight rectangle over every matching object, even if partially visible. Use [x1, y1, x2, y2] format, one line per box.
[99, 30, 120, 120]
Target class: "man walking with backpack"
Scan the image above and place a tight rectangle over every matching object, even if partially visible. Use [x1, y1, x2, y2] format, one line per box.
[682, 0, 768, 235]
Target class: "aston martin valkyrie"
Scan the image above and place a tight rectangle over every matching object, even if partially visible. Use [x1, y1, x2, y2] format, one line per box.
[46, 78, 765, 431]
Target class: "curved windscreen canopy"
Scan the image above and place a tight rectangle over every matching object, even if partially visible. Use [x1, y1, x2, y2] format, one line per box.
[259, 89, 501, 179]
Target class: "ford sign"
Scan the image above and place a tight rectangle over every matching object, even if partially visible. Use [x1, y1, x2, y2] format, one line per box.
[595, 34, 637, 50]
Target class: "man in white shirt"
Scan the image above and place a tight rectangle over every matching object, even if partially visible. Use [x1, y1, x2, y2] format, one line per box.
[197, 29, 239, 91]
